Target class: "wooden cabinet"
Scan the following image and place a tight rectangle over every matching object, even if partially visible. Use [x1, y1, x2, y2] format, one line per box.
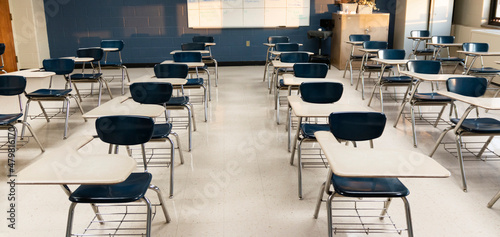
[330, 13, 389, 70]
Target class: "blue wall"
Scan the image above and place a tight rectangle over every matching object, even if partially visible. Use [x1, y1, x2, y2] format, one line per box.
[43, 0, 396, 64]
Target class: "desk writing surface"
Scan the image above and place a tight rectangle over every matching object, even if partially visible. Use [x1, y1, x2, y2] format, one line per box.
[263, 43, 303, 47]
[82, 96, 164, 119]
[346, 41, 364, 45]
[437, 91, 500, 110]
[399, 71, 472, 82]
[359, 48, 380, 53]
[288, 95, 370, 117]
[407, 36, 431, 40]
[160, 60, 204, 67]
[314, 131, 450, 178]
[17, 150, 137, 185]
[128, 75, 187, 86]
[371, 58, 409, 65]
[205, 42, 216, 46]
[271, 61, 295, 68]
[270, 51, 314, 56]
[170, 50, 210, 55]
[102, 48, 119, 52]
[456, 51, 500, 56]
[282, 74, 341, 86]
[4, 70, 55, 78]
[426, 43, 462, 47]
[60, 57, 94, 63]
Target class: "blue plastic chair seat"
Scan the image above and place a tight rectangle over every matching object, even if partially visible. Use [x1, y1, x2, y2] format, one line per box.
[413, 92, 451, 102]
[186, 78, 204, 86]
[381, 76, 412, 83]
[0, 113, 23, 125]
[331, 174, 410, 198]
[415, 49, 434, 54]
[450, 118, 500, 133]
[151, 123, 173, 139]
[364, 64, 393, 70]
[300, 124, 330, 139]
[69, 173, 151, 203]
[166, 96, 189, 106]
[279, 79, 285, 87]
[436, 57, 464, 62]
[26, 89, 72, 97]
[468, 67, 500, 74]
[71, 73, 103, 80]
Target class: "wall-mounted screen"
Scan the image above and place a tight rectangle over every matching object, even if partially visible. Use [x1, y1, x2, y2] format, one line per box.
[187, 0, 310, 28]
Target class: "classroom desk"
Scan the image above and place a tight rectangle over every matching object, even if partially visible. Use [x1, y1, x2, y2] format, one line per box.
[344, 41, 365, 85]
[457, 51, 500, 75]
[4, 69, 56, 93]
[367, 58, 409, 112]
[102, 47, 119, 52]
[408, 36, 432, 59]
[161, 60, 211, 100]
[82, 96, 165, 119]
[60, 56, 93, 63]
[394, 72, 473, 147]
[356, 48, 382, 100]
[426, 42, 462, 60]
[269, 60, 295, 95]
[262, 43, 305, 84]
[287, 95, 370, 162]
[276, 75, 342, 125]
[429, 90, 500, 192]
[314, 130, 449, 237]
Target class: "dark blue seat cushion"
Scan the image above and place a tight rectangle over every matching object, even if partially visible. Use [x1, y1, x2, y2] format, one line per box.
[186, 78, 204, 86]
[381, 76, 412, 83]
[413, 92, 451, 102]
[364, 64, 393, 70]
[300, 124, 330, 139]
[26, 89, 72, 97]
[450, 118, 500, 133]
[279, 79, 284, 87]
[415, 49, 434, 54]
[71, 73, 103, 80]
[0, 113, 22, 125]
[468, 67, 500, 74]
[331, 174, 409, 198]
[151, 123, 173, 139]
[69, 173, 152, 203]
[436, 57, 464, 62]
[166, 96, 189, 106]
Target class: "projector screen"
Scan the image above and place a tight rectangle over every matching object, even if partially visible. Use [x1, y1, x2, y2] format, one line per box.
[187, 0, 310, 28]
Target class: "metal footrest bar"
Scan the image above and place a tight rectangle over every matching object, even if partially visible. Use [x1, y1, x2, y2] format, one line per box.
[330, 199, 405, 235]
[28, 107, 79, 120]
[129, 147, 172, 168]
[73, 204, 158, 237]
[403, 112, 453, 126]
[443, 141, 500, 161]
[300, 147, 329, 169]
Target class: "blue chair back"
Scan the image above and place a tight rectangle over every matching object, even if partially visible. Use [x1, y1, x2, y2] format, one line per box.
[410, 30, 430, 37]
[275, 43, 299, 51]
[43, 58, 75, 75]
[96, 116, 154, 146]
[77, 48, 104, 62]
[329, 112, 386, 141]
[280, 52, 309, 63]
[193, 36, 214, 43]
[154, 63, 189, 78]
[173, 52, 202, 62]
[293, 63, 328, 78]
[268, 36, 289, 44]
[462, 42, 489, 52]
[432, 36, 455, 44]
[0, 75, 26, 96]
[349, 34, 370, 42]
[130, 82, 173, 105]
[300, 82, 343, 104]
[363, 41, 388, 50]
[0, 43, 5, 55]
[378, 49, 406, 60]
[181, 42, 206, 50]
[100, 40, 124, 51]
[446, 77, 487, 97]
[407, 60, 441, 74]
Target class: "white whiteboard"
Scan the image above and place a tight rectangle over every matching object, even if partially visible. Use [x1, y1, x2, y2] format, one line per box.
[187, 0, 310, 28]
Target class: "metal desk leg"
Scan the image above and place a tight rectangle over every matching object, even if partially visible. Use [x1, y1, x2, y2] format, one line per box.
[290, 117, 302, 165]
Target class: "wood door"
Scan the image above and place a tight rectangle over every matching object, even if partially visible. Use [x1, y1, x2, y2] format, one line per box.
[0, 0, 17, 72]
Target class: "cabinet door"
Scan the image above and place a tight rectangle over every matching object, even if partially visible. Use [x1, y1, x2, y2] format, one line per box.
[0, 0, 17, 72]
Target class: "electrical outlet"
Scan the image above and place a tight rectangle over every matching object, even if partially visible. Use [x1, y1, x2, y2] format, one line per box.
[246, 41, 250, 47]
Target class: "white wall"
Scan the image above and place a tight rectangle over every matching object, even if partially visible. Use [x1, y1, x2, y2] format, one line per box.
[9, 0, 50, 69]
